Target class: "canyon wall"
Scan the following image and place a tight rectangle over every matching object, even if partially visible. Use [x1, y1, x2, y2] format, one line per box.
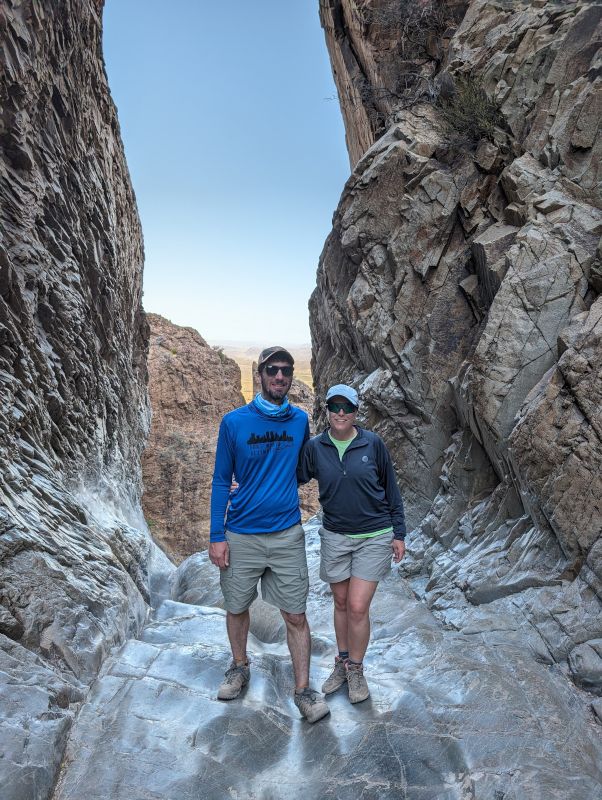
[142, 314, 245, 562]
[313, 0, 602, 693]
[0, 2, 169, 797]
[0, 1, 599, 795]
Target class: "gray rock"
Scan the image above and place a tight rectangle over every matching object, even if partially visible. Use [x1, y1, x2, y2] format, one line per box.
[569, 640, 602, 693]
[310, 105, 480, 530]
[509, 296, 602, 561]
[172, 551, 225, 608]
[312, 1, 602, 717]
[53, 522, 602, 800]
[0, 2, 174, 797]
[471, 222, 518, 304]
[0, 634, 84, 800]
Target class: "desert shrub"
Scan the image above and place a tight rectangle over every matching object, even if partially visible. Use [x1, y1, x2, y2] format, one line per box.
[437, 76, 503, 145]
[212, 345, 227, 364]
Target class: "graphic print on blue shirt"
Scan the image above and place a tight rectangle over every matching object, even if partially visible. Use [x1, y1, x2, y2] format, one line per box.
[247, 430, 294, 447]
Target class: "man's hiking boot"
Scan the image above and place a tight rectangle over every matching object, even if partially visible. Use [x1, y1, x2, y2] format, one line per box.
[321, 656, 348, 694]
[346, 662, 370, 704]
[294, 687, 330, 723]
[217, 661, 250, 700]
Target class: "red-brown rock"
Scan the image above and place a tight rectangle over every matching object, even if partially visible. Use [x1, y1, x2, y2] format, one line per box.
[142, 314, 244, 562]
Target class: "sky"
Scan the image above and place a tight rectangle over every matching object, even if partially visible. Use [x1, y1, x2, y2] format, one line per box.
[102, 0, 349, 345]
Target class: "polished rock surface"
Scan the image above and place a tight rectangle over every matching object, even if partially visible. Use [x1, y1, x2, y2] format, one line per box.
[54, 523, 602, 800]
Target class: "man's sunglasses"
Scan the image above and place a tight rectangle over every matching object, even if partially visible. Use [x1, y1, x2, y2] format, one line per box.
[264, 365, 293, 377]
[327, 400, 357, 414]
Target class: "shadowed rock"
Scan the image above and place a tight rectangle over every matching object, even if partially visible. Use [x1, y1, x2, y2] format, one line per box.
[0, 2, 171, 796]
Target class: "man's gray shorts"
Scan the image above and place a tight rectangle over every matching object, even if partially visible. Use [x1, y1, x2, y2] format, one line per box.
[220, 524, 308, 614]
[319, 526, 394, 584]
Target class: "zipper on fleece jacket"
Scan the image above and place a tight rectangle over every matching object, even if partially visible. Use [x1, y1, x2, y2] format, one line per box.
[322, 432, 368, 477]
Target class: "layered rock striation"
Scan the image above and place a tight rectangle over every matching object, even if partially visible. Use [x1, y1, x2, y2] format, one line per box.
[313, 0, 602, 697]
[0, 2, 170, 797]
[142, 314, 245, 562]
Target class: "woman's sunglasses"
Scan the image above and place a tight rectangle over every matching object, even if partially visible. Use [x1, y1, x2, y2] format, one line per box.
[327, 401, 357, 414]
[263, 365, 294, 377]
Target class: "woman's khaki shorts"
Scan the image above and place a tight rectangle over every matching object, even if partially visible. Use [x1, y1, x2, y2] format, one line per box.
[319, 526, 394, 584]
[220, 524, 308, 614]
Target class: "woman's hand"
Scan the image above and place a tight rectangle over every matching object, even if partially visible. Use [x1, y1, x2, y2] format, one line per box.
[392, 539, 405, 563]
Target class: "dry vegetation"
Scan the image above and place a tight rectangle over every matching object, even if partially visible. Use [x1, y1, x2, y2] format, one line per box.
[437, 75, 504, 146]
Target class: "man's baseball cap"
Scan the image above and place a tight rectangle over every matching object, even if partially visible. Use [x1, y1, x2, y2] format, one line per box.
[257, 346, 295, 370]
[325, 384, 359, 408]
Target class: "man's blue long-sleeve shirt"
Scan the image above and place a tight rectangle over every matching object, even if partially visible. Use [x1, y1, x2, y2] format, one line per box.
[210, 400, 310, 542]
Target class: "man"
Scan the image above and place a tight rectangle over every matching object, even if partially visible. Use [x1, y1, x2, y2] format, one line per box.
[209, 346, 329, 723]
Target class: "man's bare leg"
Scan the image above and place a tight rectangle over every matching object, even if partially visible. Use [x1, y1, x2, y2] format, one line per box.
[283, 609, 330, 722]
[217, 610, 252, 700]
[226, 610, 250, 664]
[280, 610, 311, 690]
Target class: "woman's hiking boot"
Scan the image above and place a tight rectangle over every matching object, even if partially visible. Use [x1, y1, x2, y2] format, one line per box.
[346, 662, 370, 704]
[321, 656, 348, 694]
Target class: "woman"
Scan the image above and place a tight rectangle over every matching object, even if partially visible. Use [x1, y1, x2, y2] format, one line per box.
[297, 384, 406, 703]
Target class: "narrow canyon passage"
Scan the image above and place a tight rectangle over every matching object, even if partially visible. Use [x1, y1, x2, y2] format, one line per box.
[2, 2, 601, 798]
[52, 522, 602, 800]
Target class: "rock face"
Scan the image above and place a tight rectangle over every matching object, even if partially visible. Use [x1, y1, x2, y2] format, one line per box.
[313, 0, 602, 696]
[52, 522, 602, 800]
[142, 314, 245, 562]
[0, 2, 171, 797]
[320, 0, 469, 167]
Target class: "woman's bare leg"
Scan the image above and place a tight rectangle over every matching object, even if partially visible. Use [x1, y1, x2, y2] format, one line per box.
[346, 577, 379, 663]
[330, 579, 350, 653]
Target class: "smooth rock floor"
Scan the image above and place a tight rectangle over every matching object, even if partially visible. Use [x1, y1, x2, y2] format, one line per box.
[53, 526, 602, 800]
